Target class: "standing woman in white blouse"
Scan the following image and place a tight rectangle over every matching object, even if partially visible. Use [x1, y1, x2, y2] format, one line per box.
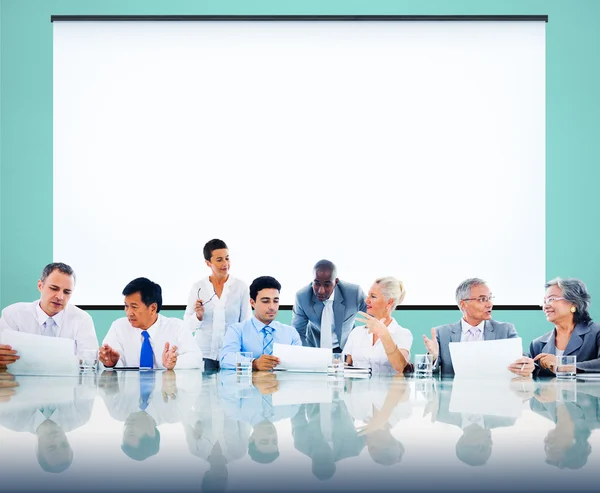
[344, 277, 412, 373]
[184, 239, 252, 370]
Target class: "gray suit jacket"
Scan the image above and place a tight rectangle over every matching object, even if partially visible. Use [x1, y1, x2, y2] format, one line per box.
[292, 281, 366, 350]
[434, 319, 518, 377]
[529, 321, 600, 377]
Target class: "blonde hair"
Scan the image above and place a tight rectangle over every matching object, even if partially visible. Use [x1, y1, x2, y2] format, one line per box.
[374, 276, 406, 308]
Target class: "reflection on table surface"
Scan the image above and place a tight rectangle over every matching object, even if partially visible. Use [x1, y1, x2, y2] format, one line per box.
[1, 370, 600, 492]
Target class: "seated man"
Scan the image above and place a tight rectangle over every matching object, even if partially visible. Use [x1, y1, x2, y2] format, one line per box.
[219, 276, 301, 371]
[422, 278, 533, 377]
[292, 260, 366, 353]
[100, 277, 203, 369]
[0, 262, 98, 369]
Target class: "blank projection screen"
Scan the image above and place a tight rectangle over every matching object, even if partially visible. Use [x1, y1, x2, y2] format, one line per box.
[53, 19, 545, 306]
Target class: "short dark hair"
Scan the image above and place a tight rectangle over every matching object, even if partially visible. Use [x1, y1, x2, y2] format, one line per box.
[248, 441, 280, 464]
[40, 262, 76, 283]
[313, 259, 337, 279]
[249, 276, 281, 301]
[121, 430, 161, 461]
[122, 278, 163, 313]
[203, 239, 228, 261]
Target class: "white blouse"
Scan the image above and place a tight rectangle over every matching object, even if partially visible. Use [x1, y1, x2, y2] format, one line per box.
[183, 276, 252, 360]
[343, 319, 413, 373]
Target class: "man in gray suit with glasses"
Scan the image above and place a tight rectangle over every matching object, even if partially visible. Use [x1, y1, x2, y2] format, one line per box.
[292, 260, 366, 354]
[422, 278, 533, 377]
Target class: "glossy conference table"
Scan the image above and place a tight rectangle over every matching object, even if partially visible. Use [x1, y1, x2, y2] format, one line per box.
[1, 369, 599, 493]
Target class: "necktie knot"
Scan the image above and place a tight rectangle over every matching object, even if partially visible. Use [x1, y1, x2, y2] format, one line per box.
[142, 331, 150, 341]
[263, 326, 273, 335]
[43, 317, 56, 337]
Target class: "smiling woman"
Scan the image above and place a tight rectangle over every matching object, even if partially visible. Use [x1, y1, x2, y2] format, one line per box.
[344, 276, 413, 373]
[183, 239, 252, 371]
[530, 278, 600, 377]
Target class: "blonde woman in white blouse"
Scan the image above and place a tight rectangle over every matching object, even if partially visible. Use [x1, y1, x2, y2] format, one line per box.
[344, 277, 412, 373]
[183, 239, 251, 370]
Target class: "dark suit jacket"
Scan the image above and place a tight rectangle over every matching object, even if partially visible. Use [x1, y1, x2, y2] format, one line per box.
[433, 319, 519, 377]
[292, 281, 366, 350]
[529, 321, 600, 377]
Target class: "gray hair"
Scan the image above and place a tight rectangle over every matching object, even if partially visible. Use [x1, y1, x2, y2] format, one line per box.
[374, 276, 406, 307]
[313, 259, 337, 280]
[545, 277, 592, 324]
[455, 278, 487, 309]
[40, 262, 76, 283]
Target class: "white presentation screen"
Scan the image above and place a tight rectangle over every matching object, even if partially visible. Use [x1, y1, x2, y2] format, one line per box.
[53, 20, 545, 306]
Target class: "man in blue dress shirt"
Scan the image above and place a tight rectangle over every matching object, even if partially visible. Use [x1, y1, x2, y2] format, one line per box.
[219, 276, 301, 371]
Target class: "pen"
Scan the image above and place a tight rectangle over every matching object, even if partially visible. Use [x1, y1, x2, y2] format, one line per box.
[520, 362, 526, 372]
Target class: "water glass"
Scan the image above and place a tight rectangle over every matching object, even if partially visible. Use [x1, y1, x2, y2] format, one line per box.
[330, 353, 344, 374]
[79, 348, 99, 372]
[414, 353, 433, 378]
[556, 355, 577, 379]
[236, 352, 253, 376]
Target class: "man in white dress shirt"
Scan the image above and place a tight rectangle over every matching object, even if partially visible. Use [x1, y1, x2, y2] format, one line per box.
[100, 277, 203, 369]
[0, 262, 98, 369]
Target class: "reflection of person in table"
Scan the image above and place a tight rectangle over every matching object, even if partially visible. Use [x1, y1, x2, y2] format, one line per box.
[0, 372, 19, 402]
[99, 370, 180, 461]
[0, 376, 94, 473]
[180, 373, 250, 492]
[530, 383, 600, 469]
[219, 371, 299, 464]
[429, 383, 515, 466]
[292, 399, 364, 479]
[344, 376, 411, 466]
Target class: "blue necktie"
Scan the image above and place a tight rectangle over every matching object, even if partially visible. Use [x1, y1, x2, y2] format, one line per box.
[139, 370, 156, 411]
[140, 331, 154, 369]
[262, 326, 274, 355]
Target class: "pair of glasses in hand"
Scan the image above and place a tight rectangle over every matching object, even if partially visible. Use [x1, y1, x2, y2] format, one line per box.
[197, 287, 217, 306]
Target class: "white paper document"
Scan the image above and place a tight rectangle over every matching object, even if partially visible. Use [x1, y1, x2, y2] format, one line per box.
[272, 343, 330, 373]
[449, 337, 523, 379]
[1, 330, 79, 376]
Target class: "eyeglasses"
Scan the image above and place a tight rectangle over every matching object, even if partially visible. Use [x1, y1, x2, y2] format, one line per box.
[463, 296, 495, 304]
[197, 287, 217, 306]
[542, 297, 566, 305]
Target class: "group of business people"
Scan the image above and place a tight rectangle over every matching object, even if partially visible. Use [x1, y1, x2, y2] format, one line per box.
[1, 237, 599, 377]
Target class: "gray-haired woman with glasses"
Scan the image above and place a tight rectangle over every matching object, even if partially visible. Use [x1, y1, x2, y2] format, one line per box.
[529, 277, 600, 377]
[183, 239, 252, 371]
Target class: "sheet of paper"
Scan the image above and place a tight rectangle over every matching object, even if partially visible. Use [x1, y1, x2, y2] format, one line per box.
[1, 330, 79, 376]
[272, 343, 330, 373]
[449, 337, 523, 379]
[449, 377, 523, 418]
[272, 372, 333, 406]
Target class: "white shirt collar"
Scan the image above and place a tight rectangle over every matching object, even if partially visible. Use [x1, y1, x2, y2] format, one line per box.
[35, 301, 65, 328]
[324, 288, 335, 304]
[139, 314, 161, 338]
[461, 318, 485, 335]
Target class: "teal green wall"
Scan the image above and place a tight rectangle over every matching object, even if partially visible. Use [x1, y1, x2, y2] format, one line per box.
[2, 1, 599, 354]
